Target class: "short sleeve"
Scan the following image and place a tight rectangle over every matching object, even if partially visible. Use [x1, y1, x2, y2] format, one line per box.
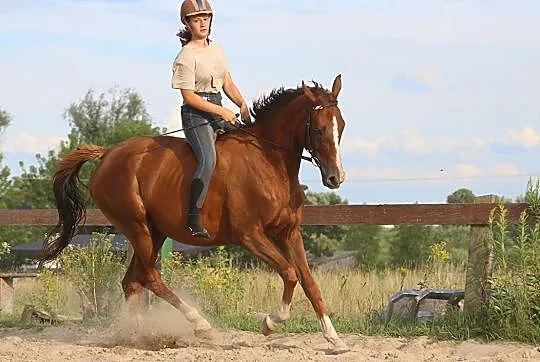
[215, 42, 229, 73]
[171, 53, 195, 90]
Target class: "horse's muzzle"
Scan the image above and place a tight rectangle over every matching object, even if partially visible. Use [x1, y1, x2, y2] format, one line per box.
[321, 167, 345, 189]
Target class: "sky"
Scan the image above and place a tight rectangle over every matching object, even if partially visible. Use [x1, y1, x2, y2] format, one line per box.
[1, 0, 539, 204]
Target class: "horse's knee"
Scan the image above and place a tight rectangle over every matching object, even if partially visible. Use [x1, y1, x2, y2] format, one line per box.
[282, 267, 298, 286]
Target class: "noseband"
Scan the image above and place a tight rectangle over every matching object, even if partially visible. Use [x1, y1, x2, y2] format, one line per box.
[302, 101, 338, 167]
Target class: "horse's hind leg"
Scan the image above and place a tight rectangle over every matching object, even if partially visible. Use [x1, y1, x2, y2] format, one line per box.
[121, 252, 147, 326]
[118, 219, 213, 338]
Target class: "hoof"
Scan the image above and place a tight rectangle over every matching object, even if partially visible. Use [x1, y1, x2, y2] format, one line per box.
[261, 315, 275, 336]
[329, 341, 350, 355]
[194, 328, 215, 340]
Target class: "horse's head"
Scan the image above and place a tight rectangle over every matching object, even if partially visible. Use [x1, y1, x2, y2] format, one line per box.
[301, 75, 346, 189]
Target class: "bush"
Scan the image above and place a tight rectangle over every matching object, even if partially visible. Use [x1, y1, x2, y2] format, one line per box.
[23, 269, 68, 318]
[58, 232, 126, 320]
[163, 246, 246, 316]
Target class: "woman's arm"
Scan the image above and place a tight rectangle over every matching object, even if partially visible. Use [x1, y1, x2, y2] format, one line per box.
[223, 72, 246, 108]
[223, 72, 251, 122]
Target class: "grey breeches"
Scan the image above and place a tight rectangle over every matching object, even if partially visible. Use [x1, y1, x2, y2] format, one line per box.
[181, 92, 236, 209]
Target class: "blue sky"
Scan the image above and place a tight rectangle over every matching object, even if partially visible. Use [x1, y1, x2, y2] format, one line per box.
[1, 0, 539, 204]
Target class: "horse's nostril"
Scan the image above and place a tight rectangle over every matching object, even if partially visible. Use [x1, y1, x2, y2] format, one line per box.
[327, 175, 338, 186]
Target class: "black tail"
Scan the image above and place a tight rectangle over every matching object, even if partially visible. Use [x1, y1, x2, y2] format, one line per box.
[39, 145, 106, 263]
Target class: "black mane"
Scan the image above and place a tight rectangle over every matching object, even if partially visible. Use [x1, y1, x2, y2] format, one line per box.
[248, 81, 330, 124]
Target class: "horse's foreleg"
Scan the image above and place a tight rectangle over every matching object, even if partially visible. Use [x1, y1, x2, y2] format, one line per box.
[239, 228, 298, 335]
[287, 229, 349, 353]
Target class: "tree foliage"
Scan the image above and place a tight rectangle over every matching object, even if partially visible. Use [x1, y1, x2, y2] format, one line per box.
[301, 190, 348, 257]
[447, 188, 475, 204]
[342, 224, 382, 268]
[390, 225, 434, 267]
[0, 109, 12, 206]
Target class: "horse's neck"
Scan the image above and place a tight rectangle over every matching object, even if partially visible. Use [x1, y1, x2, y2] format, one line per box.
[253, 96, 308, 175]
[257, 97, 307, 154]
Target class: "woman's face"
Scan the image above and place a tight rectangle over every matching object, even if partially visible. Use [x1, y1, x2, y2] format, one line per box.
[187, 14, 211, 39]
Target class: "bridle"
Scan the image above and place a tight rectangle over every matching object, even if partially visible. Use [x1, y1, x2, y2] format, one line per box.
[303, 100, 338, 167]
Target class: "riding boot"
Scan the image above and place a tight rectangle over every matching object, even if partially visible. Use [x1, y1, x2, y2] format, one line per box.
[186, 178, 210, 239]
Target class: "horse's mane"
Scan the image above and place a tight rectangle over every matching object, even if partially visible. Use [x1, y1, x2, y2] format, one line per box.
[247, 81, 330, 125]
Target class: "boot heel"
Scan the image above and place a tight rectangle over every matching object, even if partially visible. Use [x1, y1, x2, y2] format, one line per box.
[187, 212, 210, 239]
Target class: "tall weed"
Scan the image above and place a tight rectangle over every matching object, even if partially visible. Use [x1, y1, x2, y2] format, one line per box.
[164, 246, 246, 316]
[486, 178, 540, 342]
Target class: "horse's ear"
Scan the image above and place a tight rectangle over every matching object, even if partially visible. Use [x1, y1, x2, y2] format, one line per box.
[331, 74, 342, 98]
[302, 80, 317, 103]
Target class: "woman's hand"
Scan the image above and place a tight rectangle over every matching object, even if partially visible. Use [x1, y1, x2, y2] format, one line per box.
[221, 107, 238, 123]
[240, 103, 251, 123]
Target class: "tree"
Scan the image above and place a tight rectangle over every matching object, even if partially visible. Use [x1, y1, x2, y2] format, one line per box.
[0, 109, 11, 206]
[390, 225, 434, 267]
[440, 188, 476, 264]
[301, 190, 348, 257]
[64, 87, 159, 146]
[431, 225, 469, 265]
[342, 224, 382, 269]
[447, 188, 475, 204]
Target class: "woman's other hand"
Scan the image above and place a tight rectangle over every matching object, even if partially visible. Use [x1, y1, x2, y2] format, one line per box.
[240, 103, 251, 123]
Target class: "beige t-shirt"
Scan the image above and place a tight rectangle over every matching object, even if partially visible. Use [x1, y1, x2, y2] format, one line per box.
[171, 41, 229, 93]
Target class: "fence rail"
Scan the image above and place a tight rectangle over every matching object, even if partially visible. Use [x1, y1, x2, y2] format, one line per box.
[0, 202, 529, 226]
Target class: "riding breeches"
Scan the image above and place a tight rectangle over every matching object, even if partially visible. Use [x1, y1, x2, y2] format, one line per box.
[181, 91, 236, 210]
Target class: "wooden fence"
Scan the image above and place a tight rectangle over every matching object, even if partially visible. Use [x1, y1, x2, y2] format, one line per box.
[0, 195, 530, 316]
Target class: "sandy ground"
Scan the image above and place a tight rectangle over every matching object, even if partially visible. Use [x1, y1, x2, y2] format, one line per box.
[0, 323, 539, 362]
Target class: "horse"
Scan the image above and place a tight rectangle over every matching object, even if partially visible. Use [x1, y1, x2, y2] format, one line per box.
[39, 74, 349, 353]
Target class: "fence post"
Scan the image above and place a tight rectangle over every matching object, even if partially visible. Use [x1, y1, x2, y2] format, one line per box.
[0, 275, 14, 315]
[463, 194, 498, 314]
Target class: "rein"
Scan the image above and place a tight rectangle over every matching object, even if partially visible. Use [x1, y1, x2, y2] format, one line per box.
[160, 101, 338, 168]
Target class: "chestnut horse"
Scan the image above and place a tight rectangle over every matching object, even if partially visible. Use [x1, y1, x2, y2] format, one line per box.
[40, 75, 349, 352]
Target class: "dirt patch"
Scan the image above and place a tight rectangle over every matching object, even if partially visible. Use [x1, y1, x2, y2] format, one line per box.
[1, 302, 538, 361]
[0, 324, 539, 361]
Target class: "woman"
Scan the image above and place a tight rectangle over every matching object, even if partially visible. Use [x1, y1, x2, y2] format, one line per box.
[171, 0, 251, 239]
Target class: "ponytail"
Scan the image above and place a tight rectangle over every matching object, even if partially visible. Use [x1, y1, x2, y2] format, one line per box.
[176, 27, 192, 46]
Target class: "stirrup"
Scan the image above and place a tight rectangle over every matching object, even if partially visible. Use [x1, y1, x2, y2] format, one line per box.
[187, 222, 210, 239]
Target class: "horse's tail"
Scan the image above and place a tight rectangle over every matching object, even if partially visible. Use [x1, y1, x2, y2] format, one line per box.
[39, 145, 106, 263]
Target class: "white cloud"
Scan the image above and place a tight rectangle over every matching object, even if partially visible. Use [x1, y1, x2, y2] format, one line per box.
[493, 163, 520, 176]
[471, 137, 489, 149]
[3, 133, 65, 154]
[451, 163, 485, 178]
[405, 69, 440, 88]
[346, 166, 413, 181]
[434, 137, 462, 154]
[345, 163, 489, 183]
[403, 131, 428, 154]
[502, 127, 540, 148]
[341, 135, 394, 158]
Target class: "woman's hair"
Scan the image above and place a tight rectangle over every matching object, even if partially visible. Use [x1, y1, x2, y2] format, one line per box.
[176, 27, 193, 46]
[176, 16, 213, 46]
